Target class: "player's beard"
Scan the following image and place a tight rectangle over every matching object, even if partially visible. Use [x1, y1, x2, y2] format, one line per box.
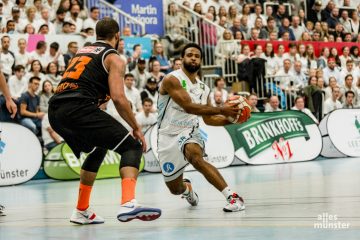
[115, 39, 120, 51]
[183, 61, 200, 73]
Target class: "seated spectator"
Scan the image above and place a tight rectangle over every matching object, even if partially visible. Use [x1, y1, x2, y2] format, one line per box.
[122, 26, 132, 36]
[130, 58, 151, 90]
[292, 61, 307, 88]
[323, 86, 342, 115]
[166, 3, 184, 41]
[211, 90, 224, 107]
[307, 0, 326, 24]
[61, 21, 75, 34]
[340, 74, 358, 104]
[53, 7, 66, 34]
[65, 3, 83, 33]
[47, 42, 65, 72]
[0, 35, 15, 80]
[265, 16, 278, 37]
[247, 93, 260, 112]
[63, 41, 78, 68]
[275, 59, 296, 90]
[278, 17, 296, 41]
[38, 24, 49, 34]
[291, 96, 319, 124]
[350, 46, 360, 66]
[24, 23, 35, 34]
[317, 47, 330, 69]
[83, 6, 99, 31]
[124, 73, 142, 113]
[8, 65, 27, 101]
[296, 43, 308, 73]
[46, 62, 62, 88]
[324, 76, 338, 101]
[261, 42, 277, 76]
[128, 44, 142, 72]
[5, 19, 16, 34]
[149, 60, 165, 83]
[140, 77, 158, 112]
[306, 44, 318, 70]
[39, 80, 54, 113]
[15, 38, 30, 69]
[135, 98, 157, 133]
[274, 44, 289, 71]
[29, 41, 48, 69]
[253, 17, 268, 39]
[19, 6, 37, 33]
[25, 60, 46, 93]
[265, 96, 282, 112]
[42, 113, 63, 151]
[339, 46, 352, 69]
[19, 76, 45, 134]
[171, 57, 182, 71]
[327, 7, 340, 31]
[209, 77, 228, 106]
[35, 7, 55, 34]
[343, 90, 356, 109]
[323, 57, 341, 85]
[153, 42, 171, 74]
[290, 15, 304, 41]
[340, 59, 360, 85]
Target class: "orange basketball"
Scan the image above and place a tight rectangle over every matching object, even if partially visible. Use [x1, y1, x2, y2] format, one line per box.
[225, 95, 252, 124]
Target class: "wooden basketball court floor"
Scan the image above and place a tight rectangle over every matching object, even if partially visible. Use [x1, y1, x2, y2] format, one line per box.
[1, 157, 359, 240]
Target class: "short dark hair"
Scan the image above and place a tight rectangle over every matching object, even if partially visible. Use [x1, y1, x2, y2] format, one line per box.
[214, 77, 225, 87]
[96, 18, 119, 41]
[173, 57, 181, 63]
[6, 19, 15, 25]
[29, 76, 41, 83]
[142, 97, 153, 105]
[36, 40, 46, 50]
[124, 73, 134, 79]
[90, 6, 99, 12]
[181, 42, 203, 59]
[345, 90, 355, 97]
[56, 7, 66, 15]
[133, 44, 141, 51]
[294, 96, 304, 103]
[50, 42, 59, 51]
[14, 65, 25, 72]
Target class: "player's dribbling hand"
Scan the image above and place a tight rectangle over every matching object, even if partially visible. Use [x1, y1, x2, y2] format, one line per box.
[220, 104, 240, 119]
[133, 128, 147, 152]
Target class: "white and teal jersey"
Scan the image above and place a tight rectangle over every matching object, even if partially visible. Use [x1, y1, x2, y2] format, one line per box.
[157, 69, 210, 135]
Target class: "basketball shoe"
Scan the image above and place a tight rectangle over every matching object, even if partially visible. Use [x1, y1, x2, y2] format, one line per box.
[223, 193, 245, 212]
[117, 199, 161, 222]
[181, 177, 199, 206]
[70, 207, 105, 224]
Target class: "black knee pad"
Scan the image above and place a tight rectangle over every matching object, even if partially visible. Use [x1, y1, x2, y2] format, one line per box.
[115, 136, 142, 169]
[81, 147, 107, 173]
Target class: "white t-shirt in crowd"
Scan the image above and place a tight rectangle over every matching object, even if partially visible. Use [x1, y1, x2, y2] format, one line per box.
[135, 111, 157, 133]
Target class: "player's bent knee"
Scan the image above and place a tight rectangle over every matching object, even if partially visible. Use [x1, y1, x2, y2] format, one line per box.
[117, 139, 142, 169]
[82, 148, 107, 173]
[187, 155, 205, 170]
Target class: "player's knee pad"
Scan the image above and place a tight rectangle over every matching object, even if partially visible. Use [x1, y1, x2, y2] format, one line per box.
[81, 147, 107, 173]
[115, 136, 142, 169]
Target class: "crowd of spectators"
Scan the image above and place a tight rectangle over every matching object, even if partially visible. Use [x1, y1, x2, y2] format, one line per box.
[165, 0, 360, 121]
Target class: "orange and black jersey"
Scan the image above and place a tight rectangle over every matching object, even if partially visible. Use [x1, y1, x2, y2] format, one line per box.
[50, 41, 118, 106]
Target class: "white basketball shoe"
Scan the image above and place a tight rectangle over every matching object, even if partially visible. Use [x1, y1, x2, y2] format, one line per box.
[223, 193, 245, 212]
[70, 207, 105, 224]
[181, 178, 199, 206]
[117, 199, 161, 222]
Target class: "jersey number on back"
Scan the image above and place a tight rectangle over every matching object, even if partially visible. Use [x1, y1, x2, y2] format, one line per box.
[63, 56, 92, 79]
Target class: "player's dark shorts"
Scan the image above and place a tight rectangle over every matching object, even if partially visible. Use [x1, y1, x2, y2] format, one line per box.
[48, 98, 131, 158]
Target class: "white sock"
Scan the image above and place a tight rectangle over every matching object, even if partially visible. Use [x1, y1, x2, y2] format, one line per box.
[182, 183, 190, 195]
[221, 186, 233, 199]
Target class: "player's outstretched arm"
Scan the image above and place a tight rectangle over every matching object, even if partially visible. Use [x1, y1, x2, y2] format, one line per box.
[0, 71, 17, 118]
[202, 98, 232, 126]
[161, 75, 239, 118]
[106, 53, 146, 151]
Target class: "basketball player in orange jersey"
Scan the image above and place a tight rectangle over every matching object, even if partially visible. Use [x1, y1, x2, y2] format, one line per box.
[157, 43, 246, 212]
[48, 18, 161, 224]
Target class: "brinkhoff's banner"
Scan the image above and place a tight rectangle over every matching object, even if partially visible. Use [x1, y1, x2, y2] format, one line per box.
[225, 111, 322, 164]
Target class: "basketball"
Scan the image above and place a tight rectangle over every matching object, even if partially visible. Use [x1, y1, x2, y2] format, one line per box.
[225, 95, 252, 124]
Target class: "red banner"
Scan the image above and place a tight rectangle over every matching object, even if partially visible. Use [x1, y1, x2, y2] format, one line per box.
[241, 40, 359, 57]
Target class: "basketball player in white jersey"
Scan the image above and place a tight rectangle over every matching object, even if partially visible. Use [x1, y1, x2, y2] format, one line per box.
[157, 43, 245, 212]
